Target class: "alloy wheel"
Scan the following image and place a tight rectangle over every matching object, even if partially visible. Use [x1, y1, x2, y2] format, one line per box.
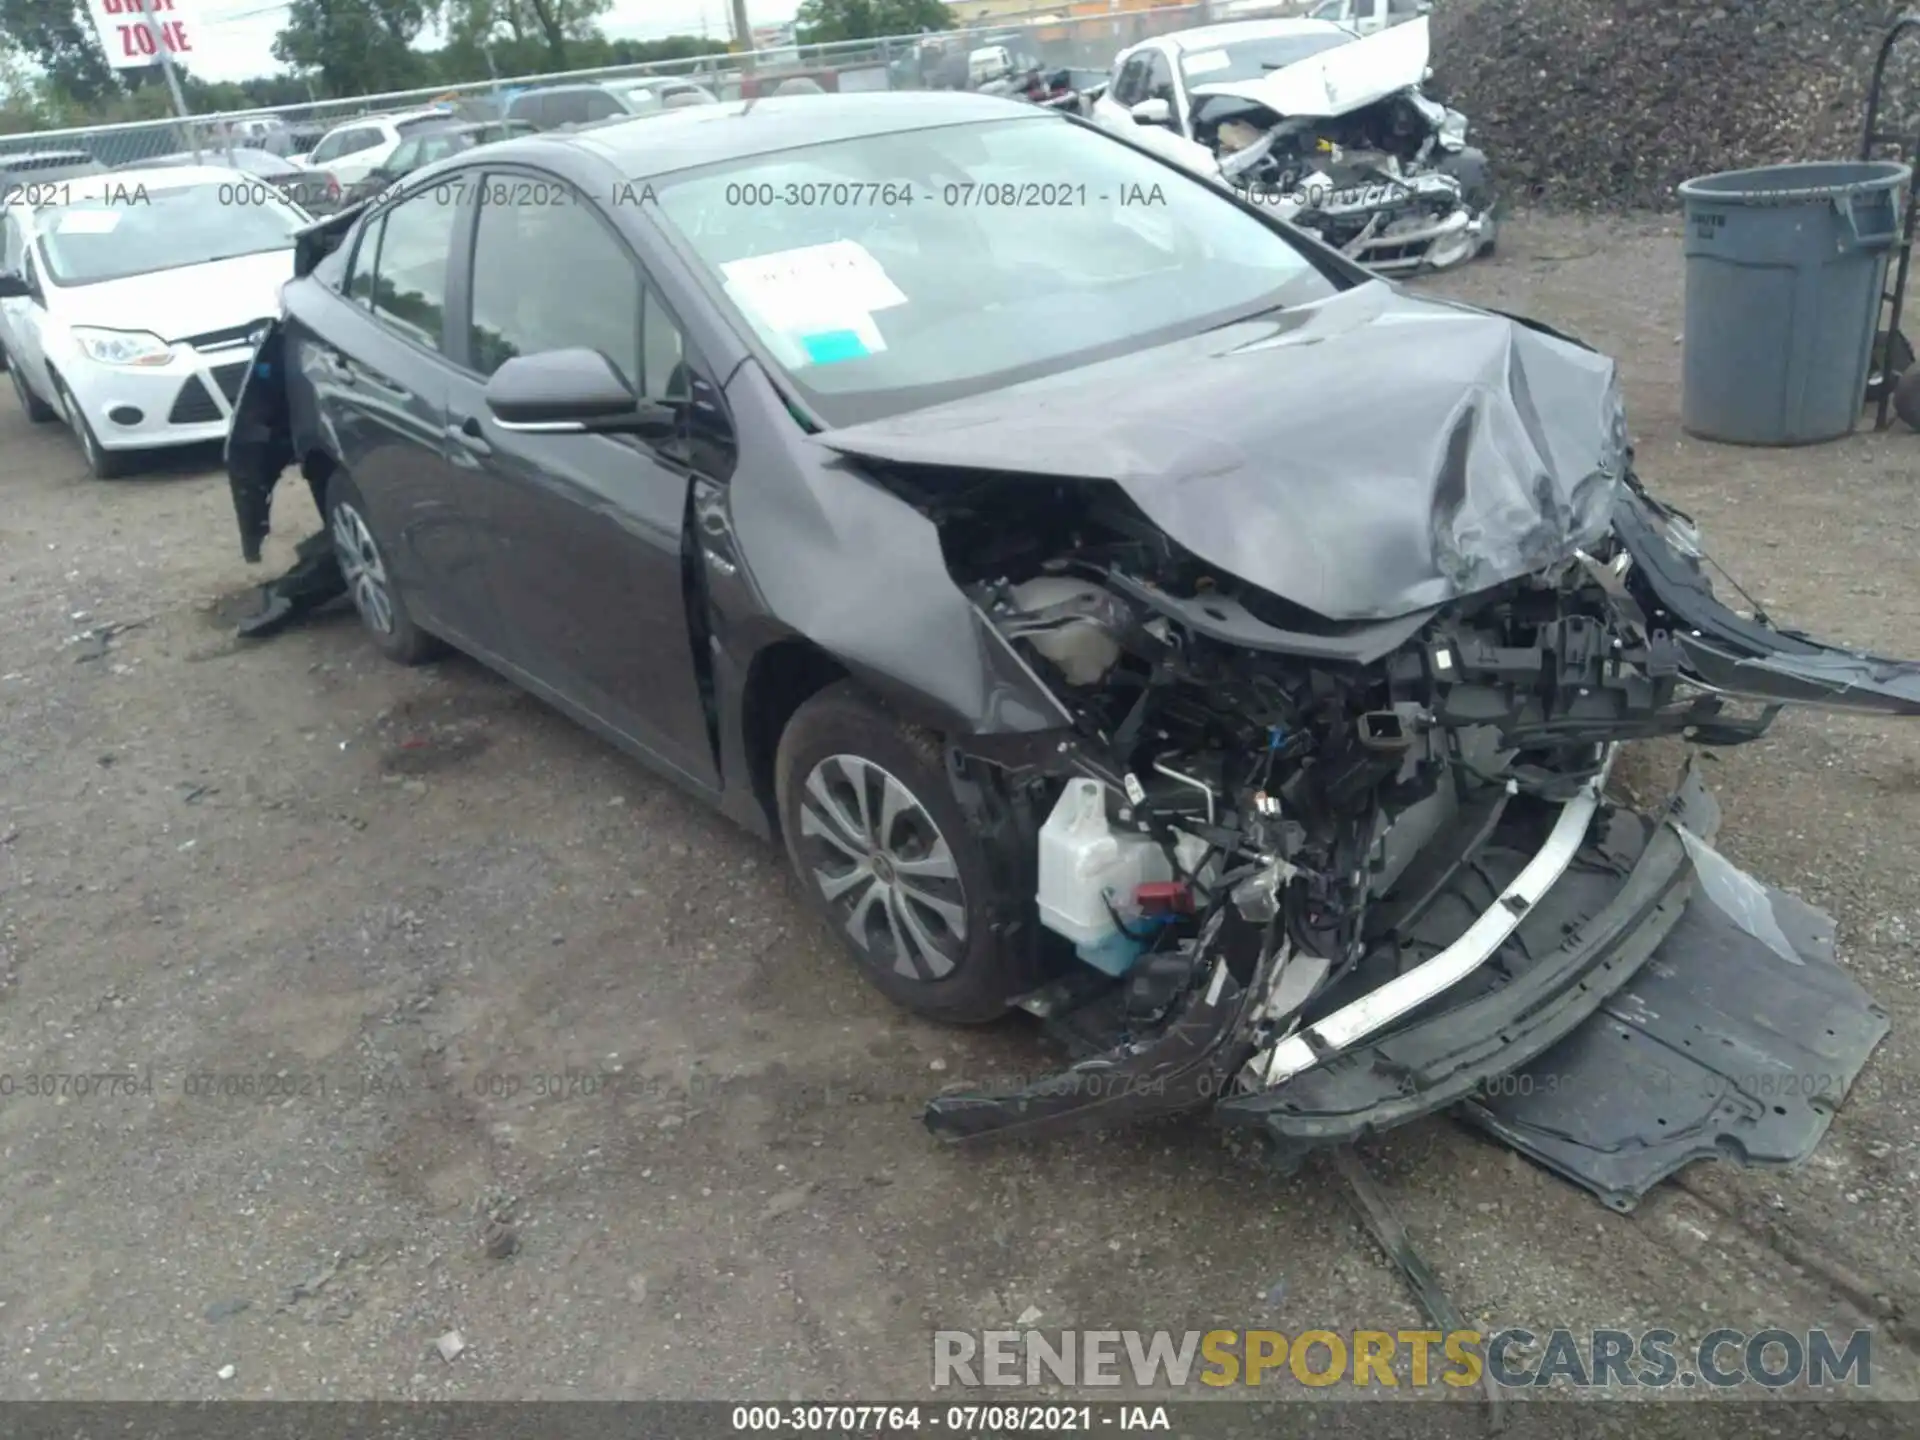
[331, 501, 396, 635]
[796, 753, 969, 980]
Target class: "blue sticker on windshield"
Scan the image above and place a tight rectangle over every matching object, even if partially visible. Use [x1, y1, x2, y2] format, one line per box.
[800, 329, 870, 365]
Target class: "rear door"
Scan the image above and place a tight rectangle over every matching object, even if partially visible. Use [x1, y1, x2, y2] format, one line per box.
[0, 209, 25, 363]
[441, 167, 721, 788]
[320, 183, 497, 643]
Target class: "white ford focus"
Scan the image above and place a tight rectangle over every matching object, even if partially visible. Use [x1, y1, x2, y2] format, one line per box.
[0, 165, 304, 478]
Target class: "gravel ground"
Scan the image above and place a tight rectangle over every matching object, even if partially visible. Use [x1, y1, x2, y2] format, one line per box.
[1432, 0, 1917, 208]
[4, 212, 1920, 1405]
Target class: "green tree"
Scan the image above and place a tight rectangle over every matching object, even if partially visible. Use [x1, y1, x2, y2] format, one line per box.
[794, 0, 950, 44]
[0, 0, 120, 109]
[271, 0, 436, 98]
[437, 0, 609, 74]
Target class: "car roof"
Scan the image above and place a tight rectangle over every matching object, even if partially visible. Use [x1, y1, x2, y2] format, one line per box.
[321, 108, 445, 135]
[0, 149, 97, 164]
[64, 163, 242, 196]
[515, 82, 618, 96]
[1155, 17, 1355, 49]
[136, 147, 292, 167]
[517, 91, 1043, 180]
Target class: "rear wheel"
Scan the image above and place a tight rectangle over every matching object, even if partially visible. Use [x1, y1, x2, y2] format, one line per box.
[323, 470, 444, 665]
[775, 681, 1041, 1024]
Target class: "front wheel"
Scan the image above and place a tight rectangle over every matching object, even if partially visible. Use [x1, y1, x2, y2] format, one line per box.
[775, 681, 1042, 1024]
[323, 471, 444, 665]
[9, 353, 57, 424]
[56, 380, 132, 478]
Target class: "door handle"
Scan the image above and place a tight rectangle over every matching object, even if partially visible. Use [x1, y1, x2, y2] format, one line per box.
[446, 413, 491, 457]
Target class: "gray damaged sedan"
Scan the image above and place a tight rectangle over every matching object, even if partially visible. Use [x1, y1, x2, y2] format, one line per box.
[226, 92, 1919, 1209]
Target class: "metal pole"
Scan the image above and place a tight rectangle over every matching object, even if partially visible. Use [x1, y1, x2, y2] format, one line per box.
[144, 4, 200, 164]
[731, 0, 756, 75]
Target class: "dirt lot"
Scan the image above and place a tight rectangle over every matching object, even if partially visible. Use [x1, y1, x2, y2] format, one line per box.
[4, 211, 1920, 1405]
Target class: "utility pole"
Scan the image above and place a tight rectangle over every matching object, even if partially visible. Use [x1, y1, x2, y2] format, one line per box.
[731, 0, 756, 74]
[143, 2, 201, 164]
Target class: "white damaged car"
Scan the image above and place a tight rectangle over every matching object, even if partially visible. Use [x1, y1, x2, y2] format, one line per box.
[0, 165, 303, 478]
[1092, 16, 1496, 273]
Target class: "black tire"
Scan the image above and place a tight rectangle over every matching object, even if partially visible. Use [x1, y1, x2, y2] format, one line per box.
[1895, 364, 1920, 433]
[322, 470, 444, 665]
[54, 378, 133, 478]
[776, 680, 1041, 1024]
[1869, 329, 1915, 405]
[8, 353, 57, 424]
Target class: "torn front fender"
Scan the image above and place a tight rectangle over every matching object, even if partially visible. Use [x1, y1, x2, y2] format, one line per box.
[224, 317, 294, 565]
[725, 362, 1075, 738]
[1617, 486, 1920, 715]
[922, 910, 1267, 1142]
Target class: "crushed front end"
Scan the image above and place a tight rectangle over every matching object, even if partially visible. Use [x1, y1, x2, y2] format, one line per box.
[909, 474, 1898, 1208]
[1207, 88, 1496, 274]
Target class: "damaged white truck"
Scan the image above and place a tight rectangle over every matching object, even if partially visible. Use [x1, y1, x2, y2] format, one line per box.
[1091, 16, 1496, 273]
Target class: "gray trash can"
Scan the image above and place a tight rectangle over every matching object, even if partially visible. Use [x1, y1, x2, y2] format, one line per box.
[1678, 160, 1910, 446]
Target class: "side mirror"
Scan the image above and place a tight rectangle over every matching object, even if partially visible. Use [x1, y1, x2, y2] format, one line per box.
[0, 271, 27, 300]
[484, 347, 677, 439]
[1129, 97, 1173, 126]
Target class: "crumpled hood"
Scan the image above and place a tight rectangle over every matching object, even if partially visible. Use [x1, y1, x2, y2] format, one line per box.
[1190, 15, 1431, 119]
[815, 281, 1626, 622]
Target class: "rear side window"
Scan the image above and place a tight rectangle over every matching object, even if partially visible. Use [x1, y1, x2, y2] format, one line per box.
[349, 189, 462, 351]
[314, 127, 379, 162]
[583, 90, 625, 120]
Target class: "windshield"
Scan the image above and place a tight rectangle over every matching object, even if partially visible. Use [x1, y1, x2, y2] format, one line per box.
[651, 115, 1340, 425]
[1181, 31, 1354, 84]
[36, 180, 302, 285]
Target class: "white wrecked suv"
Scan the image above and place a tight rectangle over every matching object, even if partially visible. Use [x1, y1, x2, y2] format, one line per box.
[1093, 16, 1496, 273]
[223, 91, 1909, 1209]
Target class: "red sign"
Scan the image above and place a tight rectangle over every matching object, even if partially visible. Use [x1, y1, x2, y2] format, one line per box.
[86, 0, 196, 68]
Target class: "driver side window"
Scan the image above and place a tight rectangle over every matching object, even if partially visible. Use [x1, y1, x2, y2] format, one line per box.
[1145, 51, 1175, 107]
[467, 174, 642, 385]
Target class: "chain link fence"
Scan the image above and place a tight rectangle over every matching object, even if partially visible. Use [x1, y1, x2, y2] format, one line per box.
[0, 0, 1306, 181]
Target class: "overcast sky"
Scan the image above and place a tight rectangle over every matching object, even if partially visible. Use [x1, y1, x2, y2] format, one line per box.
[183, 0, 805, 85]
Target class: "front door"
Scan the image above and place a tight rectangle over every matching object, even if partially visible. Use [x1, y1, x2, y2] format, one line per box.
[442, 170, 719, 789]
[4, 242, 52, 400]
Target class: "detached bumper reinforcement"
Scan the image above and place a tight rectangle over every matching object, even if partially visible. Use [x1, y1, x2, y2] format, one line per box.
[1251, 746, 1617, 1087]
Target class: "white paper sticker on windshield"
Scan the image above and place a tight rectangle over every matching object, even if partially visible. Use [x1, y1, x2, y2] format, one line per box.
[1182, 49, 1231, 76]
[55, 209, 121, 234]
[720, 240, 908, 321]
